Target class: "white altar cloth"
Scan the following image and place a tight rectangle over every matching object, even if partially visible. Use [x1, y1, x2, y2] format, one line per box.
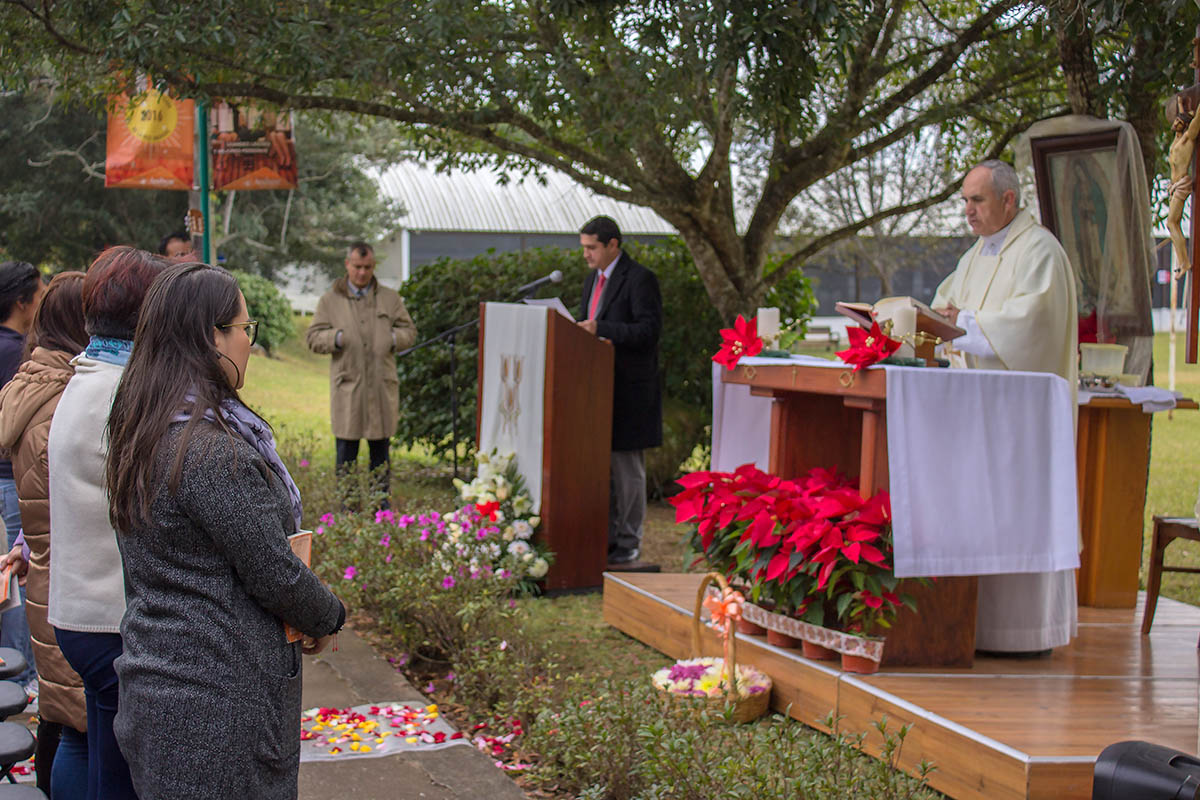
[710, 357, 1080, 578]
[886, 366, 1079, 577]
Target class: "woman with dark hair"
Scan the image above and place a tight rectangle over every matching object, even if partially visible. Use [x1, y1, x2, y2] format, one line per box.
[0, 259, 46, 692]
[0, 271, 89, 797]
[106, 263, 343, 799]
[47, 246, 168, 800]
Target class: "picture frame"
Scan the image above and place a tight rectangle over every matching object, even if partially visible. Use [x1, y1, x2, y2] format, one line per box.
[1029, 130, 1153, 337]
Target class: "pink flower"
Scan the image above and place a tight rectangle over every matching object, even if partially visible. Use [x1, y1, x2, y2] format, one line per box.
[379, 533, 391, 547]
[419, 529, 430, 541]
[385, 553, 393, 563]
[441, 575, 455, 589]
[320, 513, 335, 524]
[315, 525, 325, 535]
[343, 566, 358, 580]
[375, 509, 395, 524]
[299, 459, 310, 468]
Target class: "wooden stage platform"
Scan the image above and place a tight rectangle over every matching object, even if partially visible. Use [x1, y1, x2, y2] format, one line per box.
[603, 572, 1200, 800]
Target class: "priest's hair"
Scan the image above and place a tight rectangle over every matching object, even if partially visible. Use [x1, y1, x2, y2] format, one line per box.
[976, 160, 1020, 206]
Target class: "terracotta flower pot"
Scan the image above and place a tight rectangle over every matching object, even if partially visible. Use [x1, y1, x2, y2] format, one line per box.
[840, 652, 881, 674]
[736, 618, 767, 636]
[766, 628, 801, 648]
[801, 639, 839, 661]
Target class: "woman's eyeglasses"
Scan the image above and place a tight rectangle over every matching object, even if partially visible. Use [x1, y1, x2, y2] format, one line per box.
[218, 319, 259, 346]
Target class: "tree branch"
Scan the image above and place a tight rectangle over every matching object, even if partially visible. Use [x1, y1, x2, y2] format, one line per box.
[26, 132, 104, 179]
[3, 0, 97, 55]
[765, 122, 1025, 285]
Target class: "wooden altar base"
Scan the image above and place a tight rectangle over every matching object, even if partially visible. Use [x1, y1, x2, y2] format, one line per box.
[603, 572, 1200, 800]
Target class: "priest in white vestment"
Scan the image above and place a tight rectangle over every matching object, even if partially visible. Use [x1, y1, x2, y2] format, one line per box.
[933, 159, 1079, 653]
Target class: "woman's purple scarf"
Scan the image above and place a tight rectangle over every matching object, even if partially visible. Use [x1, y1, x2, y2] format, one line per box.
[175, 397, 303, 532]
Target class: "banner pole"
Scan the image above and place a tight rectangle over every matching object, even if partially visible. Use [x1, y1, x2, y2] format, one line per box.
[196, 101, 213, 265]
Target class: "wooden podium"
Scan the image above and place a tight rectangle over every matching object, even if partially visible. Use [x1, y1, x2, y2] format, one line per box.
[722, 361, 977, 667]
[478, 304, 613, 591]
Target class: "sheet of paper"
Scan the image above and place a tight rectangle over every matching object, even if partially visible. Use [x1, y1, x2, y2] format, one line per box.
[522, 296, 574, 321]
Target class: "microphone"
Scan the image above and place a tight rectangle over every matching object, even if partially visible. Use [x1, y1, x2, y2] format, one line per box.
[514, 270, 564, 296]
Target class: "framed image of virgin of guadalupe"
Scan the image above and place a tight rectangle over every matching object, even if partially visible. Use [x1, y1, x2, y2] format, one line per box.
[1030, 130, 1154, 343]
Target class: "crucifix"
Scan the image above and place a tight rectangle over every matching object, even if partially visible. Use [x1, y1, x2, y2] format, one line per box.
[1186, 25, 1200, 363]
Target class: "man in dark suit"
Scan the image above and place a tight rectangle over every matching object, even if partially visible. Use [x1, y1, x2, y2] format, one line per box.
[576, 216, 663, 564]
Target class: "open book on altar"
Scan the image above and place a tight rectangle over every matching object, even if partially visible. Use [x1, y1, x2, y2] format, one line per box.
[835, 296, 965, 343]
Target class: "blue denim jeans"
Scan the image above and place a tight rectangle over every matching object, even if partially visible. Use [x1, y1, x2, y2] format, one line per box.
[52, 725, 90, 800]
[54, 629, 137, 800]
[0, 477, 35, 685]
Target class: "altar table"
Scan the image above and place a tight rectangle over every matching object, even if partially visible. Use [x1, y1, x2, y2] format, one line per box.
[712, 358, 1196, 609]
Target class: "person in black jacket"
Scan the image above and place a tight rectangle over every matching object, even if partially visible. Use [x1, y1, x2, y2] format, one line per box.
[0, 260, 44, 691]
[577, 216, 662, 564]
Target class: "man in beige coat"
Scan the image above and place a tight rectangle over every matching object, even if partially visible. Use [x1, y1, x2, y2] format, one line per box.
[306, 243, 417, 505]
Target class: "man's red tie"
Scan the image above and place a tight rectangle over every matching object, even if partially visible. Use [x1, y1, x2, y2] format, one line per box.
[588, 273, 606, 320]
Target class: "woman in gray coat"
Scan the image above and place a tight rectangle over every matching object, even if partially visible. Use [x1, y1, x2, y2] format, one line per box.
[105, 263, 344, 799]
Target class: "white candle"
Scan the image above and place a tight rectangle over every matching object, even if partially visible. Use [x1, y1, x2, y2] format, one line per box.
[756, 307, 780, 347]
[892, 306, 917, 359]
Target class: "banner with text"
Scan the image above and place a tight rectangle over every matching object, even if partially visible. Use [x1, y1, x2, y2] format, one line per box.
[105, 90, 195, 190]
[210, 101, 297, 191]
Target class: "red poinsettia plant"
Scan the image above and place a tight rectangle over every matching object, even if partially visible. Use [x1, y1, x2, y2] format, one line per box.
[712, 314, 764, 370]
[672, 463, 918, 636]
[835, 321, 901, 372]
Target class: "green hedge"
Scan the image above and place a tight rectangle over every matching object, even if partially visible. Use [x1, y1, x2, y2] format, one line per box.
[231, 269, 294, 356]
[395, 238, 816, 483]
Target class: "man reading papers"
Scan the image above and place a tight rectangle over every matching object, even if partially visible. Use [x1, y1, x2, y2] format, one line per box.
[933, 159, 1079, 654]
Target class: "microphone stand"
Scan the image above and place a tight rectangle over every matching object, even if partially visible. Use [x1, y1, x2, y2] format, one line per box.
[395, 282, 560, 479]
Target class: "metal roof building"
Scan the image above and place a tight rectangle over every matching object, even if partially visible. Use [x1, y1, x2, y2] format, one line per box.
[373, 160, 675, 282]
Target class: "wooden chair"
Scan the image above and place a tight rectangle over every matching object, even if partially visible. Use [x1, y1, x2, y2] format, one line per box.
[1140, 516, 1200, 638]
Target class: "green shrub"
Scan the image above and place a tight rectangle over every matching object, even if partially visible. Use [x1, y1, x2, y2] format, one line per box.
[231, 269, 294, 355]
[394, 246, 581, 460]
[292, 446, 551, 667]
[395, 238, 815, 486]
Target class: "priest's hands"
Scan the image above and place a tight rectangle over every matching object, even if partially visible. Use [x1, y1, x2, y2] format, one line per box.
[933, 304, 960, 324]
[577, 320, 598, 335]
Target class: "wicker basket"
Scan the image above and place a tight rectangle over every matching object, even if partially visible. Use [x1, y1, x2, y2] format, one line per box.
[654, 572, 772, 724]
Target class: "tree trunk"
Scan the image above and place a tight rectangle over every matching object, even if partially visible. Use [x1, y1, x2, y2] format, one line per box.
[668, 215, 767, 321]
[1053, 1, 1104, 117]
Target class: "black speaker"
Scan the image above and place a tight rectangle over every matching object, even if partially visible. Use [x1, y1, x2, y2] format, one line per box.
[1093, 741, 1200, 799]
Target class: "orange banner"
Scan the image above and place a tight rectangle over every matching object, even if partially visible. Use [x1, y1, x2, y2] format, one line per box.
[210, 101, 297, 191]
[105, 91, 195, 190]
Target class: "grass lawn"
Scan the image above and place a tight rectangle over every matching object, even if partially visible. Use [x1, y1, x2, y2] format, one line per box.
[241, 314, 334, 461]
[1144, 332, 1200, 605]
